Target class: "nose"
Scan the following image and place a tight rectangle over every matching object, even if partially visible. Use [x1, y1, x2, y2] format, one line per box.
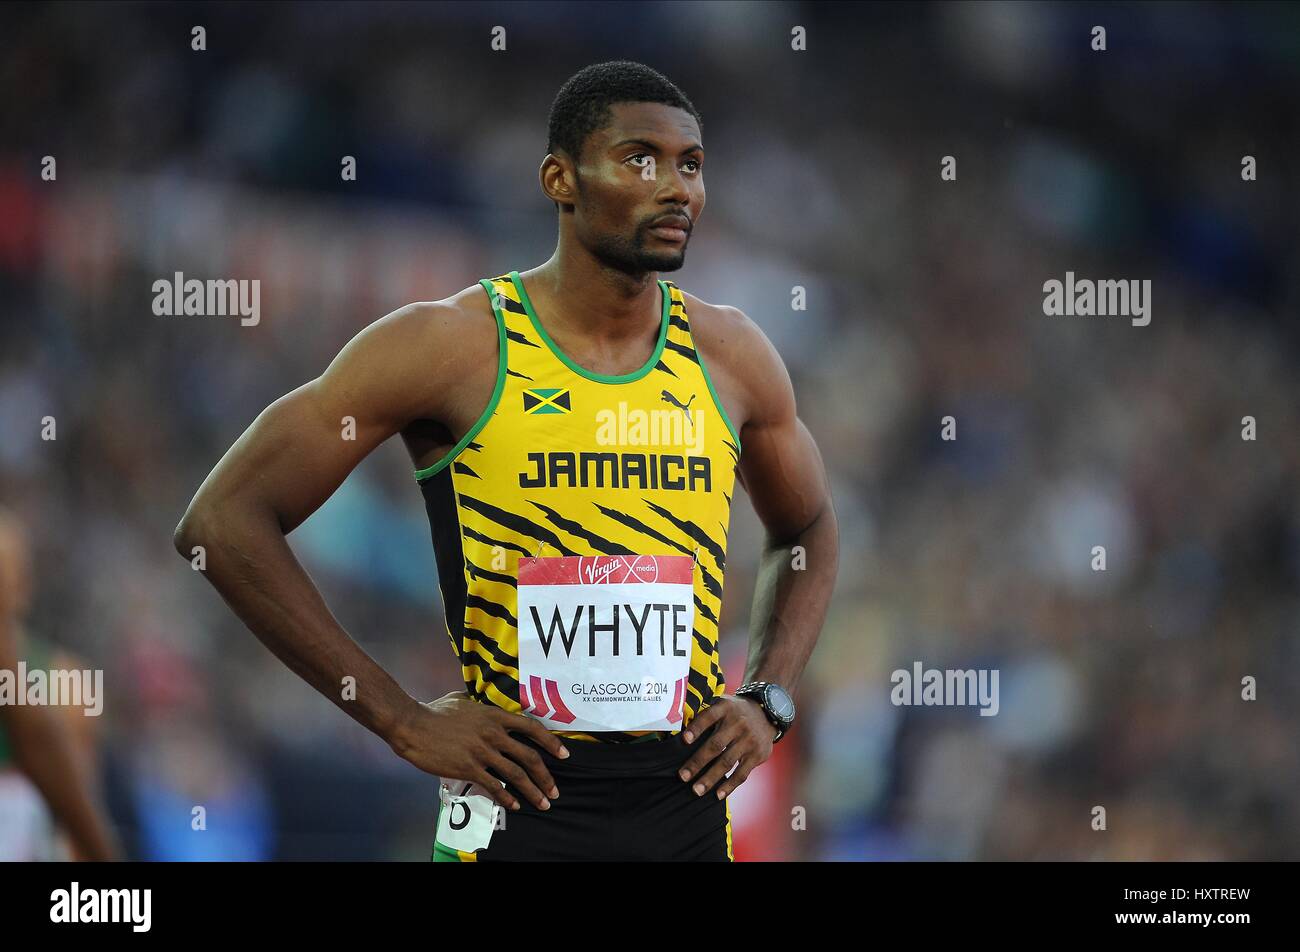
[654, 163, 690, 207]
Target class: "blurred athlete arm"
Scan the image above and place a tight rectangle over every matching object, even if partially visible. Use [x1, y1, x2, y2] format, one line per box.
[173, 302, 566, 813]
[0, 521, 118, 860]
[680, 307, 839, 798]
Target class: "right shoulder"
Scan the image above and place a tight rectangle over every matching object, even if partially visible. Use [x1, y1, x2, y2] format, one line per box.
[360, 280, 499, 363]
[313, 280, 501, 428]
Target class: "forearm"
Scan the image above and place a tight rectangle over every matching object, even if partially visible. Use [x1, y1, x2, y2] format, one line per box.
[743, 501, 838, 694]
[175, 504, 419, 746]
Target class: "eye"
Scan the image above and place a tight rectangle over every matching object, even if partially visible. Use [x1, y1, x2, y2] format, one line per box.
[628, 153, 654, 168]
[682, 159, 701, 174]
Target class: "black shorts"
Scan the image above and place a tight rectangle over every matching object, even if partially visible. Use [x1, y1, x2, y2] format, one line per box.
[431, 731, 733, 862]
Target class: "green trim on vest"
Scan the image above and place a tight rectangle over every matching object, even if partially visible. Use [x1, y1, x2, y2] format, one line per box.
[413, 280, 510, 482]
[509, 270, 669, 385]
[693, 334, 742, 454]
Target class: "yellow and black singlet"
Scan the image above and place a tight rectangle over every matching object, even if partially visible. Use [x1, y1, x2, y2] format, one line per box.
[416, 270, 741, 743]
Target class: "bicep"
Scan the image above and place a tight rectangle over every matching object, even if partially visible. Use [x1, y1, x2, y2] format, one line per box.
[739, 412, 831, 544]
[189, 305, 440, 534]
[732, 324, 831, 543]
[200, 382, 378, 533]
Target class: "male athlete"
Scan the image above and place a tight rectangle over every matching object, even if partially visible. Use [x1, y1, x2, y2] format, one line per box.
[175, 61, 838, 861]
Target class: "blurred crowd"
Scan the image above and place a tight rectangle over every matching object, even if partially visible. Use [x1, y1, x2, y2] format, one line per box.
[1, 1, 1298, 859]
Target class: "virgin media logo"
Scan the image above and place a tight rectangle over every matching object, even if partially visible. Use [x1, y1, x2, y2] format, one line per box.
[578, 555, 659, 585]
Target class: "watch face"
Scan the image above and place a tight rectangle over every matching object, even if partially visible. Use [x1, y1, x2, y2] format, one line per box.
[765, 684, 796, 724]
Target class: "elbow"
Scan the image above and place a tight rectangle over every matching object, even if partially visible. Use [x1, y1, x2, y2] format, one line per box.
[172, 512, 196, 559]
[174, 491, 274, 559]
[173, 500, 214, 559]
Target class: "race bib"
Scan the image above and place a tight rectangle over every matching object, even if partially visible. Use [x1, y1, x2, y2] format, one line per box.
[436, 780, 502, 854]
[516, 554, 694, 732]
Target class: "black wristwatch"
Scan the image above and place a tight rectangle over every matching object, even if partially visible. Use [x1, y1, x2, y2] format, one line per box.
[734, 681, 796, 743]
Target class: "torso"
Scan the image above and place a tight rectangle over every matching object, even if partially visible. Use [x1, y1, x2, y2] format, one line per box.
[408, 270, 746, 743]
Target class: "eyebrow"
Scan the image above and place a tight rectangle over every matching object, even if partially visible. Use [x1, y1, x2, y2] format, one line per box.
[609, 137, 703, 156]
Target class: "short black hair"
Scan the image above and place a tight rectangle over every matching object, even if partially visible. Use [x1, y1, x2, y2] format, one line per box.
[546, 60, 702, 165]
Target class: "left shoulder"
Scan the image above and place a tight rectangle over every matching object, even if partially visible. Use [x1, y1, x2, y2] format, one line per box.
[676, 289, 767, 361]
[676, 288, 795, 431]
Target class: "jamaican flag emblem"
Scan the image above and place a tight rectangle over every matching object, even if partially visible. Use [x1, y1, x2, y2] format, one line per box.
[522, 387, 571, 415]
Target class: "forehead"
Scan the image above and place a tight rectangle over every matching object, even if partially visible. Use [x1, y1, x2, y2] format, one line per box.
[594, 102, 701, 149]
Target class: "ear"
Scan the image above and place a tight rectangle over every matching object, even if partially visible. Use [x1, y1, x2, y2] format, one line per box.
[540, 152, 577, 207]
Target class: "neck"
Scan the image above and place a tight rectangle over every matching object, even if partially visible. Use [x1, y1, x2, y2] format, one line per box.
[525, 240, 662, 345]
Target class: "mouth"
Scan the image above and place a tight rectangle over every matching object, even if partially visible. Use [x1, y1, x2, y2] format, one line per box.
[647, 217, 690, 244]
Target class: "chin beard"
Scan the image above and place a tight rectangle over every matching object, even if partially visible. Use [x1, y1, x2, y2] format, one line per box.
[591, 229, 687, 274]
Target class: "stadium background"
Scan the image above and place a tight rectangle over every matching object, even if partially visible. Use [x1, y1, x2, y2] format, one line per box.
[1, 1, 1298, 860]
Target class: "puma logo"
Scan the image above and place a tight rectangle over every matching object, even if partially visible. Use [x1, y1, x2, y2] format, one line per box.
[660, 390, 696, 413]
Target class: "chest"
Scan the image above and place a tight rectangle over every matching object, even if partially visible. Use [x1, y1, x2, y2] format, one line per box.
[469, 373, 734, 503]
